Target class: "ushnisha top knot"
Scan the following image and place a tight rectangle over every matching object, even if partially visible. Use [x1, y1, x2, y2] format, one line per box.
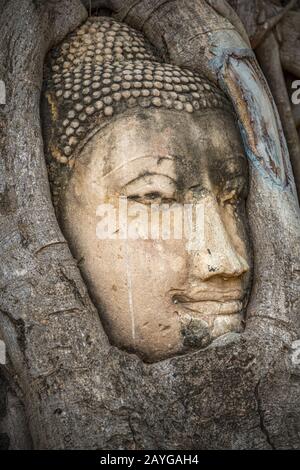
[43, 17, 232, 162]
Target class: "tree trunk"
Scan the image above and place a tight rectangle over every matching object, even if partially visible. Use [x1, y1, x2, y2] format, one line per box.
[0, 0, 300, 449]
[227, 0, 300, 203]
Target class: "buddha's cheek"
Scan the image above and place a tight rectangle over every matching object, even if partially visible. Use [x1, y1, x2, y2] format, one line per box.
[87, 238, 188, 360]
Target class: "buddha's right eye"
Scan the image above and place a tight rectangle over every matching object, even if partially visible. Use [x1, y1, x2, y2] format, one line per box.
[123, 174, 177, 205]
[144, 192, 162, 200]
[128, 191, 176, 205]
[127, 194, 139, 201]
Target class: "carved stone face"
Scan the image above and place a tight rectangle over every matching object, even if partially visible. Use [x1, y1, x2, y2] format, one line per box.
[58, 108, 252, 362]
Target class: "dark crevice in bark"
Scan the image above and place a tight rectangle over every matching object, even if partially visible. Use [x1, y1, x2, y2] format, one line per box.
[254, 380, 275, 450]
[118, 0, 142, 22]
[128, 415, 138, 450]
[34, 241, 68, 255]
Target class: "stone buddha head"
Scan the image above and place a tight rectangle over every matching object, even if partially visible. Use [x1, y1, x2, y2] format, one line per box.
[42, 17, 252, 362]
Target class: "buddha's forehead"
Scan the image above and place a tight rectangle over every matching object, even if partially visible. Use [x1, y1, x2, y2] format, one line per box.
[78, 108, 247, 183]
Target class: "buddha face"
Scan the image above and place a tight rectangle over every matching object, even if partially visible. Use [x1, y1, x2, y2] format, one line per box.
[58, 108, 252, 362]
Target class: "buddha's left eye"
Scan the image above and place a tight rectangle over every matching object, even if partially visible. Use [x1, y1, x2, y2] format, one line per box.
[221, 190, 239, 205]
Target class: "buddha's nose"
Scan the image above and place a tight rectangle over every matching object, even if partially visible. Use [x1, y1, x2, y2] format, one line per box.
[186, 194, 249, 283]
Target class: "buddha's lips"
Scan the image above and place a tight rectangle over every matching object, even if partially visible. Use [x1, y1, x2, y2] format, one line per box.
[175, 300, 244, 316]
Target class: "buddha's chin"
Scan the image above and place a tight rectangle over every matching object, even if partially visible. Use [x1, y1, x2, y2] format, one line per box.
[98, 293, 246, 362]
[111, 308, 244, 363]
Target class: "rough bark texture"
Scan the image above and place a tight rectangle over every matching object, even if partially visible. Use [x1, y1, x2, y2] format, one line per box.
[227, 0, 300, 200]
[0, 0, 300, 450]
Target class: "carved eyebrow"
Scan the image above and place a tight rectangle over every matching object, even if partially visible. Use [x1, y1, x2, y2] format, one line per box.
[123, 172, 177, 188]
[101, 155, 175, 179]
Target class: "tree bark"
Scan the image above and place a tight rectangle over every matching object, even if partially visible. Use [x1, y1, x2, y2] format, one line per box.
[226, 0, 300, 199]
[279, 10, 300, 79]
[0, 0, 300, 449]
[256, 31, 300, 204]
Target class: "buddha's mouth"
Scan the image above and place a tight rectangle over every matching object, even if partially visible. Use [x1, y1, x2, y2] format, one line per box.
[175, 299, 243, 316]
[172, 291, 245, 316]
